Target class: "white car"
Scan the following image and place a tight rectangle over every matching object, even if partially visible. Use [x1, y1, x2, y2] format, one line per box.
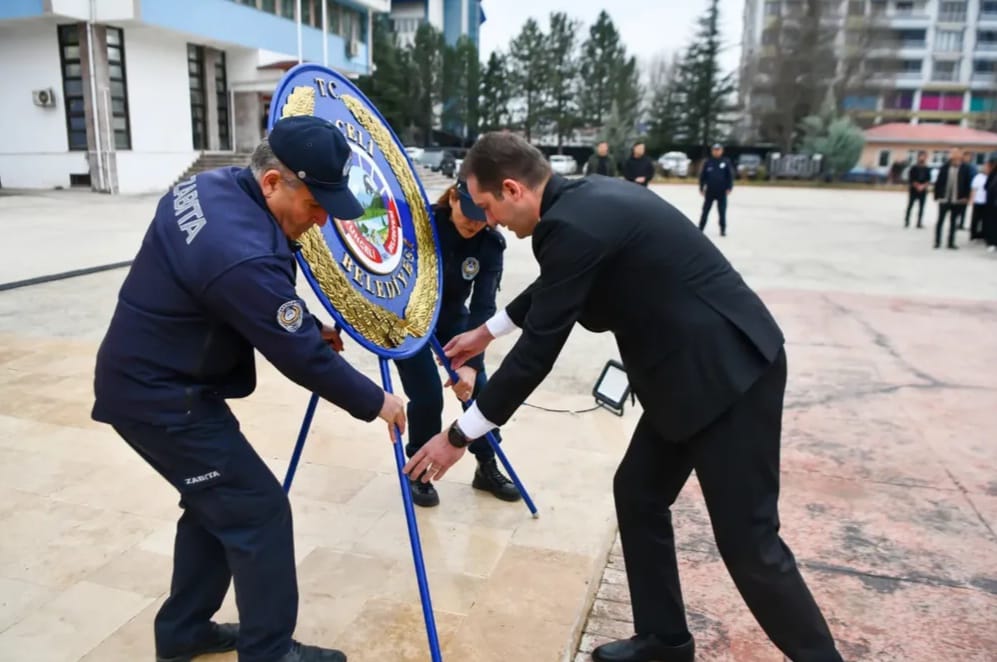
[550, 154, 578, 176]
[658, 151, 690, 178]
[404, 146, 424, 163]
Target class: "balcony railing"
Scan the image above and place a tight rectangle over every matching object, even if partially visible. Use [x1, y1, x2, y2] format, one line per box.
[977, 42, 997, 51]
[938, 11, 967, 22]
[932, 70, 960, 81]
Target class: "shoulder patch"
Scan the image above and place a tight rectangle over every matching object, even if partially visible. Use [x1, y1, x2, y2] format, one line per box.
[485, 227, 506, 249]
[276, 300, 304, 333]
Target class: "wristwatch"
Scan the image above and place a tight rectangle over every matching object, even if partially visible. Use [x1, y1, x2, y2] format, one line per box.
[447, 421, 471, 449]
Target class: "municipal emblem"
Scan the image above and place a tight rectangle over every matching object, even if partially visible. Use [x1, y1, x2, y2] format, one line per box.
[276, 300, 303, 333]
[268, 64, 442, 359]
[461, 257, 480, 281]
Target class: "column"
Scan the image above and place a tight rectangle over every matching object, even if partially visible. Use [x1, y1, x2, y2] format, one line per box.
[80, 22, 117, 193]
[204, 49, 221, 151]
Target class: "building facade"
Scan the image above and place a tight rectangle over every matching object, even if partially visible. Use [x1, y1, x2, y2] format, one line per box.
[388, 0, 483, 47]
[0, 0, 387, 194]
[740, 0, 997, 140]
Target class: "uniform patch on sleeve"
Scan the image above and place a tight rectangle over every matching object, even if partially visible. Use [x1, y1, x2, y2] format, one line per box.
[276, 300, 304, 333]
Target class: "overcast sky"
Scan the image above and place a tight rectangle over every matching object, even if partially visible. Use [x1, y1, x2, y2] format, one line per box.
[478, 0, 746, 77]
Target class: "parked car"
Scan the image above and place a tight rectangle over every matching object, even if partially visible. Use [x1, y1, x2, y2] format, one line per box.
[736, 153, 762, 179]
[549, 154, 578, 176]
[405, 146, 424, 162]
[657, 151, 690, 178]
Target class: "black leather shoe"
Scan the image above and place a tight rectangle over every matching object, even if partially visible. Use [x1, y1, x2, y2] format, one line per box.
[156, 622, 239, 661]
[409, 475, 439, 507]
[592, 633, 695, 662]
[472, 457, 521, 502]
[279, 640, 347, 661]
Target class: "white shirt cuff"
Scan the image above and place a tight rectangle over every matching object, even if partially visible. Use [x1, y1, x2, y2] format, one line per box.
[457, 402, 498, 439]
[485, 309, 519, 338]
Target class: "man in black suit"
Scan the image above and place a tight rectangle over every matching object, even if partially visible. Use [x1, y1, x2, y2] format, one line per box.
[905, 150, 931, 228]
[403, 133, 843, 662]
[933, 147, 973, 250]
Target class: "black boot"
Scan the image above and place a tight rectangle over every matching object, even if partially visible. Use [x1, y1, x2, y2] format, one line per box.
[278, 640, 347, 661]
[156, 622, 239, 662]
[472, 457, 521, 502]
[592, 633, 694, 662]
[409, 473, 439, 507]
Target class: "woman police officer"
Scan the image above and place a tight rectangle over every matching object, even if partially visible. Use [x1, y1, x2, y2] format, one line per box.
[394, 179, 521, 507]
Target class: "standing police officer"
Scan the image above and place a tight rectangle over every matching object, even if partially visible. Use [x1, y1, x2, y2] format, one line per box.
[698, 143, 734, 236]
[905, 151, 931, 228]
[395, 180, 520, 507]
[92, 116, 406, 662]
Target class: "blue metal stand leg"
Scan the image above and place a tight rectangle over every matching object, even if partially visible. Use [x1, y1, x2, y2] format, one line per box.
[429, 337, 539, 518]
[380, 358, 443, 662]
[284, 392, 319, 493]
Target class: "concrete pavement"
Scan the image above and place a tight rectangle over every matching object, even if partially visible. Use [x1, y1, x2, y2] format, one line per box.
[0, 181, 994, 661]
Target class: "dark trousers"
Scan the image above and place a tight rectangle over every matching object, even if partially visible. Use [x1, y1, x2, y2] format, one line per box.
[935, 202, 964, 248]
[112, 410, 296, 662]
[905, 189, 926, 227]
[984, 206, 997, 247]
[970, 204, 985, 240]
[394, 343, 498, 461]
[699, 192, 727, 233]
[613, 349, 842, 662]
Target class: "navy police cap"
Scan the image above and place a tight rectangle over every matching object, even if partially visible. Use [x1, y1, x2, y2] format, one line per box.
[456, 178, 487, 222]
[268, 115, 364, 220]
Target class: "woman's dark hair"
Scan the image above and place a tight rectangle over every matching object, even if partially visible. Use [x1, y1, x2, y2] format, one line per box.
[436, 185, 456, 207]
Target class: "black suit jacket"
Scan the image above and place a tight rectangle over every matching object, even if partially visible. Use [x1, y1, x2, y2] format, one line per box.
[475, 175, 785, 441]
[933, 161, 972, 202]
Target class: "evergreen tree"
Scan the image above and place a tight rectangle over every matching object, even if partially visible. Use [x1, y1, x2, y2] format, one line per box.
[543, 12, 582, 150]
[578, 10, 626, 127]
[508, 18, 548, 141]
[674, 0, 736, 147]
[479, 51, 511, 132]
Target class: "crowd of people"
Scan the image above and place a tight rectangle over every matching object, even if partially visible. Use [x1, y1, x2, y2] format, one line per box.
[904, 147, 997, 252]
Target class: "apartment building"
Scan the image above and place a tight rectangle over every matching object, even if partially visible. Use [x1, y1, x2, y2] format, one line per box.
[739, 0, 997, 139]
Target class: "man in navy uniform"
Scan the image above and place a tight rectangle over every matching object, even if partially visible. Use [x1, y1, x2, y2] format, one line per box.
[92, 116, 406, 662]
[698, 143, 734, 236]
[405, 133, 843, 662]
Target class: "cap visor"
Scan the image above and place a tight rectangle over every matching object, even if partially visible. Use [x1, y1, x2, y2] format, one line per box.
[459, 193, 487, 222]
[311, 183, 365, 220]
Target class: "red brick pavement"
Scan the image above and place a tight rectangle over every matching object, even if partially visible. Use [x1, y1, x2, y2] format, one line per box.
[575, 289, 997, 662]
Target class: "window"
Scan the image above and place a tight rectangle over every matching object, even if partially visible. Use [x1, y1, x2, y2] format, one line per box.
[105, 27, 131, 150]
[765, 1, 781, 16]
[919, 91, 964, 110]
[978, 31, 997, 50]
[57, 25, 87, 151]
[885, 90, 914, 109]
[970, 93, 996, 112]
[280, 0, 295, 18]
[843, 94, 878, 110]
[870, 0, 886, 15]
[215, 52, 230, 151]
[932, 59, 960, 80]
[939, 1, 966, 22]
[848, 0, 865, 15]
[188, 44, 207, 150]
[878, 150, 891, 167]
[935, 29, 964, 52]
[261, 0, 276, 12]
[896, 1, 915, 13]
[982, 1, 997, 16]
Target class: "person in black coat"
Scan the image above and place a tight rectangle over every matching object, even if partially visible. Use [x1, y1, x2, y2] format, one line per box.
[394, 180, 519, 507]
[905, 150, 931, 228]
[623, 141, 655, 187]
[698, 143, 734, 236]
[404, 132, 843, 662]
[933, 147, 973, 250]
[982, 156, 997, 252]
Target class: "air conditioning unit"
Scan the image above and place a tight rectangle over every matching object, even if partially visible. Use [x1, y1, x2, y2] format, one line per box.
[33, 88, 56, 108]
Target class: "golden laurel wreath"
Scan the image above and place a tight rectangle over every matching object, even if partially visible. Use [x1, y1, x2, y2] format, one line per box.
[280, 86, 438, 348]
